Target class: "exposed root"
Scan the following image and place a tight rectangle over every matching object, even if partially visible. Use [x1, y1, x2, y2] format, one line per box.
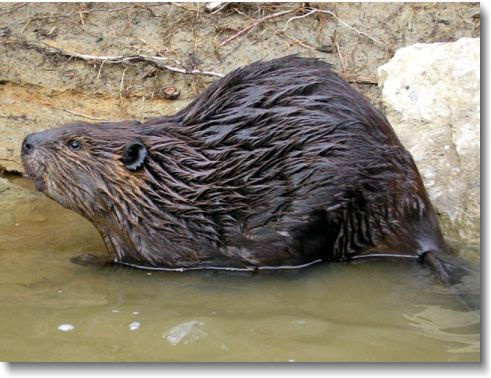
[171, 2, 199, 13]
[119, 66, 130, 111]
[335, 42, 348, 79]
[219, 6, 394, 53]
[346, 76, 378, 85]
[5, 39, 225, 78]
[220, 9, 295, 47]
[283, 8, 394, 52]
[7, 4, 168, 27]
[274, 30, 316, 52]
[0, 3, 27, 17]
[52, 107, 110, 121]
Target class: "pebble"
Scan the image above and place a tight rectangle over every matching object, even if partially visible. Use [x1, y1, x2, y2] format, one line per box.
[129, 321, 141, 331]
[159, 86, 180, 100]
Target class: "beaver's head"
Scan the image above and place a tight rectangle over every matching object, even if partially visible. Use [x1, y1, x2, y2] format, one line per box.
[21, 122, 149, 221]
[20, 121, 214, 265]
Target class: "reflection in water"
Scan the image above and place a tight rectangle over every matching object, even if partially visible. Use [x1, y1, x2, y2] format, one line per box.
[0, 178, 481, 362]
[164, 320, 208, 346]
[404, 306, 480, 355]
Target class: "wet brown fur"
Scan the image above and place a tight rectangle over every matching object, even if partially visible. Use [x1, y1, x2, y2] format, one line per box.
[22, 56, 448, 270]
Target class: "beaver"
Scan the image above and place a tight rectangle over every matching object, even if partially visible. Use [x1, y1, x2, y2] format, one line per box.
[21, 56, 459, 283]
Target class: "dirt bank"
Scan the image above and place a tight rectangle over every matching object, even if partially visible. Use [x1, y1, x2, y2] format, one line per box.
[0, 2, 480, 172]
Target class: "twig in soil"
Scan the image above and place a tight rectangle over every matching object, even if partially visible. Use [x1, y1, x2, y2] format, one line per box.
[335, 42, 348, 79]
[192, 3, 201, 54]
[10, 40, 225, 78]
[171, 2, 199, 13]
[332, 44, 378, 85]
[0, 3, 27, 18]
[137, 37, 178, 61]
[20, 19, 31, 33]
[283, 8, 394, 52]
[53, 107, 109, 121]
[275, 31, 316, 52]
[229, 6, 255, 20]
[346, 76, 378, 85]
[119, 66, 129, 108]
[96, 59, 107, 81]
[210, 3, 231, 15]
[220, 9, 294, 47]
[8, 4, 168, 28]
[282, 8, 318, 30]
[79, 11, 85, 27]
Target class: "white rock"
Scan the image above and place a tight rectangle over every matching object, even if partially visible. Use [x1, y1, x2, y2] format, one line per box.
[378, 38, 480, 244]
[205, 2, 226, 12]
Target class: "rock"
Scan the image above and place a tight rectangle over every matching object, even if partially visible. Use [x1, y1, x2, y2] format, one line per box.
[378, 37, 480, 244]
[205, 2, 227, 13]
[0, 177, 10, 193]
[159, 85, 181, 100]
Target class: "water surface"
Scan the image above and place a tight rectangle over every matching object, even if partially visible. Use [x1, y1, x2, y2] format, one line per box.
[0, 178, 480, 362]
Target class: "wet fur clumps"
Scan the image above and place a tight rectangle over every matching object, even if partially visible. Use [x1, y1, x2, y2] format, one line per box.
[21, 56, 448, 270]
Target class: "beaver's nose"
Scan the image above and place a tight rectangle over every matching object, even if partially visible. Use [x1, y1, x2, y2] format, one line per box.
[21, 133, 38, 155]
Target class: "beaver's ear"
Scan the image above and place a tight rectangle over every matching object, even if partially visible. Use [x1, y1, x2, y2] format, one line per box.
[122, 142, 148, 171]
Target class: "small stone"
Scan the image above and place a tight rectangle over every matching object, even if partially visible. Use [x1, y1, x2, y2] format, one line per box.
[129, 321, 140, 331]
[0, 178, 10, 193]
[159, 86, 180, 100]
[0, 27, 11, 38]
[205, 2, 226, 13]
[316, 36, 334, 53]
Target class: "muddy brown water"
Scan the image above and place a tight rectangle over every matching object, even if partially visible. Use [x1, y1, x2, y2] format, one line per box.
[0, 178, 480, 362]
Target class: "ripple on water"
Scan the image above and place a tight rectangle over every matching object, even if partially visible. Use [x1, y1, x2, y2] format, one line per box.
[404, 305, 480, 354]
[163, 320, 208, 346]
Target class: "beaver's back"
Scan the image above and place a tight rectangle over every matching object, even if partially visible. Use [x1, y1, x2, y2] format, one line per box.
[143, 56, 445, 266]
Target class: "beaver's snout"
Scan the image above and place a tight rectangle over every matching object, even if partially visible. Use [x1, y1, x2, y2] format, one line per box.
[21, 132, 50, 192]
[22, 129, 60, 156]
[21, 133, 39, 156]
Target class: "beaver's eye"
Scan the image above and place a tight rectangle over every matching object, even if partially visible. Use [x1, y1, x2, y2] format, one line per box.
[68, 140, 81, 150]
